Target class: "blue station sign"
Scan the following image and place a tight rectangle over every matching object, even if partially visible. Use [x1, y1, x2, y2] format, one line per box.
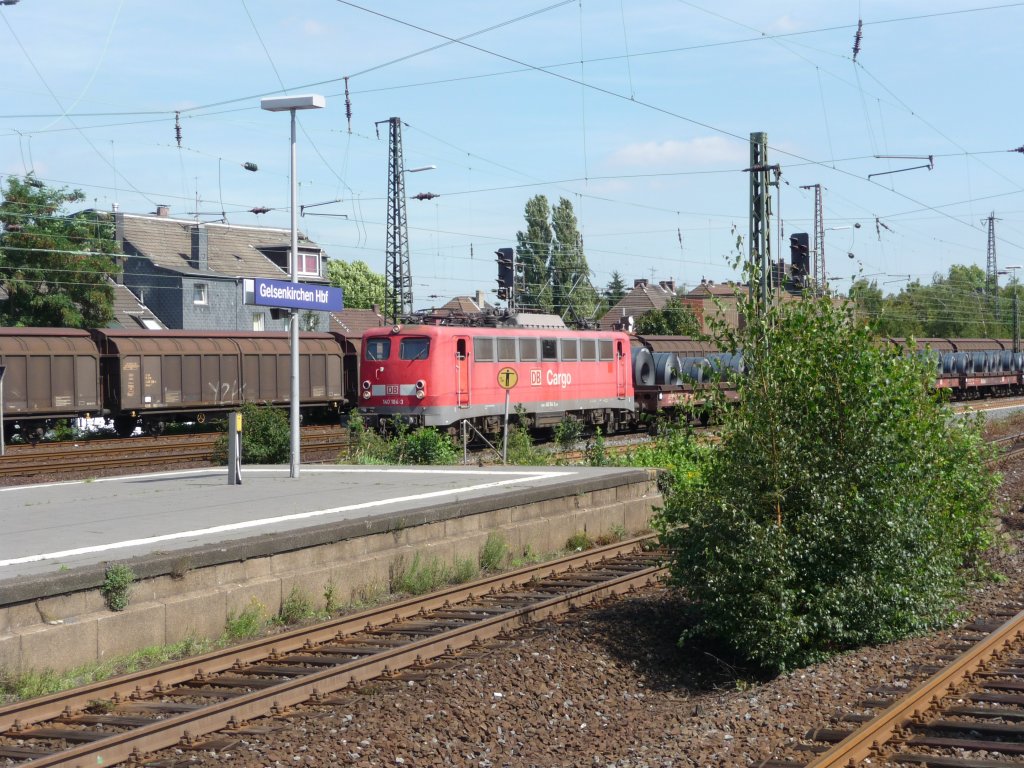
[246, 278, 343, 311]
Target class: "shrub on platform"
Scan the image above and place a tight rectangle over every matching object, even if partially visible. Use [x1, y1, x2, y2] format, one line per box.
[212, 402, 289, 465]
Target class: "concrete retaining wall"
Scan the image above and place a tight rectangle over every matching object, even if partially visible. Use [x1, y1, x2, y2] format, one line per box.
[0, 470, 662, 674]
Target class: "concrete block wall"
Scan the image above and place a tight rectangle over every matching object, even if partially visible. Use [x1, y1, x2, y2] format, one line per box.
[0, 471, 662, 675]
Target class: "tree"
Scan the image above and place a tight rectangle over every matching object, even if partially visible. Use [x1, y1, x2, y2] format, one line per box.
[326, 259, 386, 310]
[0, 174, 120, 327]
[516, 195, 554, 314]
[634, 297, 701, 336]
[604, 271, 628, 307]
[654, 291, 997, 673]
[550, 197, 598, 323]
[515, 195, 598, 324]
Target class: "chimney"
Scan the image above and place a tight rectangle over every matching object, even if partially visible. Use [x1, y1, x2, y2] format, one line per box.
[156, 204, 170, 217]
[190, 226, 209, 271]
[659, 280, 675, 292]
[633, 278, 648, 288]
[475, 289, 486, 309]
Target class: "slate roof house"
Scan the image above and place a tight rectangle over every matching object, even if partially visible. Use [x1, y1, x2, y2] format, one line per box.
[598, 279, 679, 330]
[114, 206, 332, 332]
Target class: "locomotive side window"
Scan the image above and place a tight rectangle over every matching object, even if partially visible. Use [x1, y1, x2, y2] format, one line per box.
[541, 339, 558, 361]
[560, 339, 578, 361]
[581, 338, 597, 361]
[599, 339, 614, 361]
[400, 337, 430, 360]
[519, 337, 539, 361]
[474, 337, 495, 362]
[365, 338, 391, 361]
[497, 337, 517, 362]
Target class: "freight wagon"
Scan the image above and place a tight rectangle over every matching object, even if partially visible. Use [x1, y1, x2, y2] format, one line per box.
[0, 328, 348, 439]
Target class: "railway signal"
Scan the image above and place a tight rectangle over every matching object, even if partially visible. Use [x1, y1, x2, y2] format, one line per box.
[496, 247, 515, 302]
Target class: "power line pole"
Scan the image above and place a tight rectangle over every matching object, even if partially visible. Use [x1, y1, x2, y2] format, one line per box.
[985, 212, 1000, 317]
[800, 183, 825, 296]
[746, 132, 780, 309]
[378, 116, 413, 323]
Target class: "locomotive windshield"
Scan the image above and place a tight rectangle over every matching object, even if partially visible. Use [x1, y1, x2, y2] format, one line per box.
[400, 337, 430, 360]
[365, 338, 390, 361]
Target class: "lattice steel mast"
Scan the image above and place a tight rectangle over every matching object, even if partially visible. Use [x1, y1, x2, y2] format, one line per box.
[379, 116, 412, 322]
[746, 132, 780, 307]
[800, 183, 825, 296]
[985, 212, 999, 315]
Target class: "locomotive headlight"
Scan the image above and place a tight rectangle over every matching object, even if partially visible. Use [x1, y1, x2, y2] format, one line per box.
[362, 390, 370, 400]
[362, 380, 371, 390]
[415, 380, 425, 390]
[416, 390, 425, 399]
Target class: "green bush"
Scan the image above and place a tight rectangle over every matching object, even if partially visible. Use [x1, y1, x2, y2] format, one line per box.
[346, 413, 458, 465]
[600, 416, 710, 495]
[554, 416, 584, 451]
[480, 532, 509, 571]
[212, 402, 290, 464]
[100, 564, 135, 612]
[654, 290, 999, 673]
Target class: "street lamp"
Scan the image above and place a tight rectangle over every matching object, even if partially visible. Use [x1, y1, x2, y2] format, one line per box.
[260, 93, 325, 479]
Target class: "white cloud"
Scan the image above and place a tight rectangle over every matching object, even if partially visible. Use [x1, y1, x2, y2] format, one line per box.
[303, 19, 329, 36]
[608, 136, 745, 169]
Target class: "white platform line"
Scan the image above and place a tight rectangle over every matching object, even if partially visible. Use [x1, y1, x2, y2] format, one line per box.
[0, 471, 573, 568]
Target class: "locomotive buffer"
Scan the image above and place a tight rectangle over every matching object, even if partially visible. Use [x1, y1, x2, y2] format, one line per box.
[497, 366, 518, 464]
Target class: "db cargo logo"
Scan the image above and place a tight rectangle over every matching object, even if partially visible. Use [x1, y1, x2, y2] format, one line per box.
[530, 369, 542, 386]
[386, 385, 399, 395]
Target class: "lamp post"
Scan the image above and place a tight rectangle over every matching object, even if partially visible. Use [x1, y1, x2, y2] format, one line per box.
[260, 93, 325, 479]
[999, 265, 1022, 353]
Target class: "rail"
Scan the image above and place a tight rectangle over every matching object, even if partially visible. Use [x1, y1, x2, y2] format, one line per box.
[0, 535, 665, 767]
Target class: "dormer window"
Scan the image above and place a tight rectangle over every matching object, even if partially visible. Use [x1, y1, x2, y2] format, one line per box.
[257, 244, 322, 278]
[296, 249, 320, 277]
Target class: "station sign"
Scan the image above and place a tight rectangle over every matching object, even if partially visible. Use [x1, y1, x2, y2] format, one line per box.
[244, 278, 343, 312]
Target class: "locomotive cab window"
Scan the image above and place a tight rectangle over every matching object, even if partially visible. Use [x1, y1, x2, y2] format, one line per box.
[541, 338, 558, 361]
[365, 338, 391, 361]
[400, 337, 430, 360]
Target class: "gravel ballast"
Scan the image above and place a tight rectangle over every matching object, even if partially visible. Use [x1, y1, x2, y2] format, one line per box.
[146, 451, 1024, 768]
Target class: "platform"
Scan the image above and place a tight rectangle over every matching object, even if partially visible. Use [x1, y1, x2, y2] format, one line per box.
[0, 464, 663, 673]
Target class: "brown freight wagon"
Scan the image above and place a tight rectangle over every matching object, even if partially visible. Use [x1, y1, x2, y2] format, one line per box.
[89, 329, 346, 435]
[0, 328, 102, 428]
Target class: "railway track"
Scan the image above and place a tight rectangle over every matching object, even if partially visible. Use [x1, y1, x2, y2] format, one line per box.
[0, 535, 665, 767]
[0, 426, 350, 483]
[759, 605, 1024, 768]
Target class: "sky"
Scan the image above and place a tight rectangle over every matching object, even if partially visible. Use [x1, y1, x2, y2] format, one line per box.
[2, 1, 1023, 312]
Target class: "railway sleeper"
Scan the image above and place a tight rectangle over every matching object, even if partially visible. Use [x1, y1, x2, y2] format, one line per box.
[907, 735, 1024, 754]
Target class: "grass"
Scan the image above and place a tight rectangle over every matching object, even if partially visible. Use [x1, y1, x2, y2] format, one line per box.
[1, 524, 636, 705]
[0, 636, 212, 704]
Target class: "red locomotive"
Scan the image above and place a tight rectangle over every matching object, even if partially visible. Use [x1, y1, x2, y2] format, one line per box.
[358, 320, 637, 434]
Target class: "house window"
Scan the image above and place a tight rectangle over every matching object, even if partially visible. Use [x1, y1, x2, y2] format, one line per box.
[141, 318, 162, 330]
[297, 250, 320, 277]
[193, 283, 208, 305]
[252, 313, 265, 331]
